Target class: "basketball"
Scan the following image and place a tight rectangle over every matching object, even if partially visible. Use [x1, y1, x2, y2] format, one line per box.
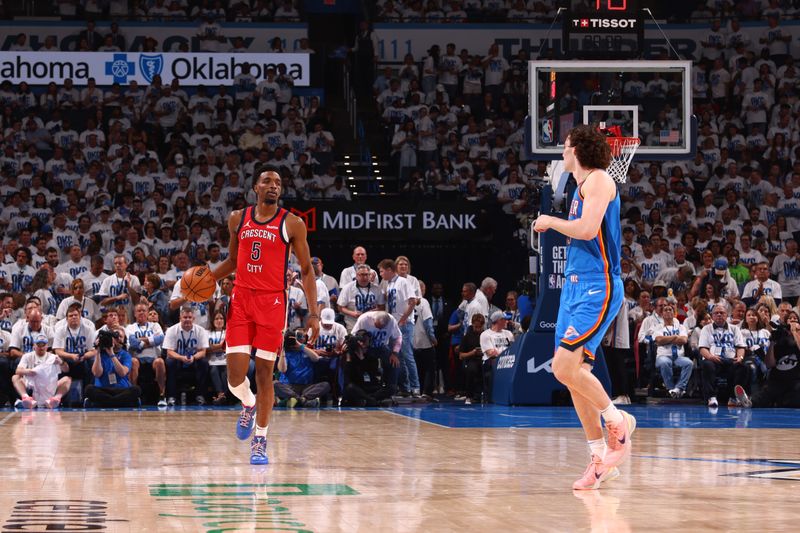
[180, 266, 217, 303]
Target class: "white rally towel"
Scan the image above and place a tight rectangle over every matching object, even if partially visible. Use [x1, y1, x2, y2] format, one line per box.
[24, 354, 62, 404]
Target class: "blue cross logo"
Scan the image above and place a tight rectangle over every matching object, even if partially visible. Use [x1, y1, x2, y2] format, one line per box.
[105, 53, 135, 84]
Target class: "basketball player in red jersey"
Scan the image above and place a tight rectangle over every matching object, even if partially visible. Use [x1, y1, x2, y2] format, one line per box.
[205, 164, 319, 465]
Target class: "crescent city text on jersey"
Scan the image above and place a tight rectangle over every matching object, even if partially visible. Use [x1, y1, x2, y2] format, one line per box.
[240, 229, 278, 242]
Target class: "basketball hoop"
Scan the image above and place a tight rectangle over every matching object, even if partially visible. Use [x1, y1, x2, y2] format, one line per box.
[605, 136, 640, 184]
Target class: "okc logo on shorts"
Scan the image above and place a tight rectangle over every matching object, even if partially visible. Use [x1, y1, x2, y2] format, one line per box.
[564, 325, 581, 339]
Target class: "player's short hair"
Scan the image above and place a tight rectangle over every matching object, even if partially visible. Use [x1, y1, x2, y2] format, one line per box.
[67, 302, 82, 315]
[567, 124, 612, 170]
[356, 264, 371, 273]
[378, 259, 395, 271]
[253, 164, 281, 186]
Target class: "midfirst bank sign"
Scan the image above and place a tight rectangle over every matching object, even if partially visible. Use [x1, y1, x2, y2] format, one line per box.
[0, 51, 310, 86]
[286, 201, 491, 242]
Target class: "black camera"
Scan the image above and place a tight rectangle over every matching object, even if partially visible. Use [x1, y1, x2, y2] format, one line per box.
[283, 329, 307, 351]
[345, 330, 371, 358]
[97, 329, 117, 351]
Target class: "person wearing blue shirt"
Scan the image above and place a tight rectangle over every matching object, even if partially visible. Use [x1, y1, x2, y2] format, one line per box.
[84, 325, 141, 407]
[274, 332, 330, 408]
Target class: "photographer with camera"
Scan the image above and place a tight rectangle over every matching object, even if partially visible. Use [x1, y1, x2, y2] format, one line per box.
[341, 311, 403, 406]
[274, 329, 331, 409]
[84, 325, 142, 408]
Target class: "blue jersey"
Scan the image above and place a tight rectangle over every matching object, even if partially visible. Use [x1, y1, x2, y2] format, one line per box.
[566, 181, 622, 277]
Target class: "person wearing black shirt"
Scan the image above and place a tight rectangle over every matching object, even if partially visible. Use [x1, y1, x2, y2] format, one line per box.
[458, 313, 485, 404]
[351, 21, 377, 98]
[740, 311, 800, 408]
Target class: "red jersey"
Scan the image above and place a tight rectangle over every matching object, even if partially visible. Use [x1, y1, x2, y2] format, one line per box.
[235, 206, 290, 291]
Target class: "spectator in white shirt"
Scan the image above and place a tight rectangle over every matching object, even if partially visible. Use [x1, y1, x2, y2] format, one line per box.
[742, 262, 782, 307]
[379, 258, 419, 396]
[653, 304, 692, 398]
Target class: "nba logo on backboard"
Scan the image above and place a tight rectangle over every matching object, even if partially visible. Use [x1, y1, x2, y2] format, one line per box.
[541, 119, 553, 144]
[548, 274, 557, 289]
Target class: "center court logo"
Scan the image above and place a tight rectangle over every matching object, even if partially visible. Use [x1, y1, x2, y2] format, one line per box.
[139, 54, 164, 83]
[148, 483, 357, 532]
[104, 53, 135, 84]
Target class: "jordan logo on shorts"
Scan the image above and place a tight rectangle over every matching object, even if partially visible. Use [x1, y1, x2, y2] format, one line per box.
[564, 325, 580, 339]
[274, 297, 280, 305]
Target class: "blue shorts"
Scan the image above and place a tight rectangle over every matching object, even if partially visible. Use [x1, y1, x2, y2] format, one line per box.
[555, 274, 624, 366]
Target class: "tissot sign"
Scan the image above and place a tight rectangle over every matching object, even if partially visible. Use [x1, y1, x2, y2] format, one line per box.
[0, 51, 310, 86]
[285, 201, 491, 241]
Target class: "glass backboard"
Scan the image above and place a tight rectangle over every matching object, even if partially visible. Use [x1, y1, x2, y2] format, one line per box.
[528, 60, 694, 160]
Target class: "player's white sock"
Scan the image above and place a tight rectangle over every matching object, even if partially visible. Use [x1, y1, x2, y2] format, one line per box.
[255, 425, 268, 437]
[600, 403, 624, 425]
[588, 438, 607, 459]
[228, 378, 256, 407]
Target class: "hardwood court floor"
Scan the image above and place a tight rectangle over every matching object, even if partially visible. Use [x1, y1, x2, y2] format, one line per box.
[0, 405, 798, 532]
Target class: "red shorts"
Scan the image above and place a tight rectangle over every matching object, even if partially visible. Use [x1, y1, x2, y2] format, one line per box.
[226, 286, 288, 356]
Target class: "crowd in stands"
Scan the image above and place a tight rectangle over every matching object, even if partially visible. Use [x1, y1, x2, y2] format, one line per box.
[374, 0, 800, 23]
[23, 0, 303, 22]
[368, 8, 800, 407]
[1, 3, 800, 409]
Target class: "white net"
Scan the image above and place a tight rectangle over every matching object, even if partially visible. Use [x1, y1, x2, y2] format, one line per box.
[606, 137, 641, 184]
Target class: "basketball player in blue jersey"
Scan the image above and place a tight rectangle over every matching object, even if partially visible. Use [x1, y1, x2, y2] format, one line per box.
[534, 125, 636, 490]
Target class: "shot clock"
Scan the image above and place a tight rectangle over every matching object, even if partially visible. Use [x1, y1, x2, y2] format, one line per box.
[563, 0, 644, 58]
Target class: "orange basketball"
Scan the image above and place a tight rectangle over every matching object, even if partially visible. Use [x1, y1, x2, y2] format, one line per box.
[180, 266, 217, 303]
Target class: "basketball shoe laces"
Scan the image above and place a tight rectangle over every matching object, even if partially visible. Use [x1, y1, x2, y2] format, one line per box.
[251, 436, 267, 456]
[239, 406, 254, 429]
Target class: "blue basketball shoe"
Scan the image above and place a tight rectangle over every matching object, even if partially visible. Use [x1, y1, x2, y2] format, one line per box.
[250, 436, 269, 465]
[236, 404, 256, 440]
